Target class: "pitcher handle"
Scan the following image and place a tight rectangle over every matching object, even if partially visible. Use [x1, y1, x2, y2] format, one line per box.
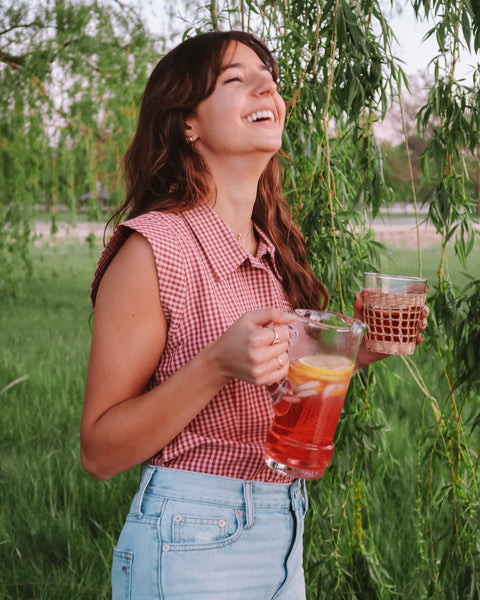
[267, 378, 293, 405]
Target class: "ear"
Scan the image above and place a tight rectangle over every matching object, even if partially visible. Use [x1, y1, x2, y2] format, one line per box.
[184, 118, 198, 143]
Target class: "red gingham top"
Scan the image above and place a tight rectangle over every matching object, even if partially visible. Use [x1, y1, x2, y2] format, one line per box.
[91, 201, 294, 483]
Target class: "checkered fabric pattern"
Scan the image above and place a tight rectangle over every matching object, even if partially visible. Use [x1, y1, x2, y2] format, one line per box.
[91, 202, 294, 483]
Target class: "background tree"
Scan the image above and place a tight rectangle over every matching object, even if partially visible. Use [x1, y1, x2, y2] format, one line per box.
[0, 0, 160, 292]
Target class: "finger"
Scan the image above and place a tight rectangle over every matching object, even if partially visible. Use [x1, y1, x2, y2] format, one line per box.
[248, 307, 296, 328]
[273, 351, 288, 369]
[353, 292, 364, 321]
[418, 317, 428, 330]
[266, 323, 290, 347]
[268, 323, 280, 345]
[249, 350, 289, 386]
[265, 351, 289, 382]
[354, 291, 364, 309]
[264, 362, 289, 386]
[262, 340, 289, 367]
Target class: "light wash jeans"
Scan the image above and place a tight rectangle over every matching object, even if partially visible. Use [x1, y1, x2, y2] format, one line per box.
[111, 464, 308, 599]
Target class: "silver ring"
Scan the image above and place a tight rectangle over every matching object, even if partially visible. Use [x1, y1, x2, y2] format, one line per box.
[277, 356, 283, 366]
[271, 328, 280, 345]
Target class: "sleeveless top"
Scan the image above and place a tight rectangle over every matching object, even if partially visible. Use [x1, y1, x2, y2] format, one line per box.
[91, 202, 294, 483]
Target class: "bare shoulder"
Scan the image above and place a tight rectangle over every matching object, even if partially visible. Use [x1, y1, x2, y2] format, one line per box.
[96, 232, 159, 310]
[104, 230, 156, 278]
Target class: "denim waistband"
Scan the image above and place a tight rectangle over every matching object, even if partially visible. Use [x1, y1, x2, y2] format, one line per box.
[134, 464, 305, 515]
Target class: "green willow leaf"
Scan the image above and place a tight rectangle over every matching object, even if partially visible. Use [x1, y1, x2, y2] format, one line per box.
[461, 8, 472, 48]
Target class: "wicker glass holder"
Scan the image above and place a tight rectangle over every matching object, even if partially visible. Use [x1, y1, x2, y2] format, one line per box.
[362, 289, 427, 355]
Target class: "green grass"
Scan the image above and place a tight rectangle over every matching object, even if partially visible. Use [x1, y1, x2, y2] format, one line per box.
[1, 239, 479, 599]
[380, 240, 480, 289]
[0, 241, 138, 600]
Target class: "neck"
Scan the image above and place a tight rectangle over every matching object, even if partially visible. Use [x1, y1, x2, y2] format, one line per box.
[199, 151, 273, 255]
[206, 156, 264, 235]
[205, 147, 270, 184]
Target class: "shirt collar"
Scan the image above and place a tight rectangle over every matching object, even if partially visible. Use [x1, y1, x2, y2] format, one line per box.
[181, 202, 281, 281]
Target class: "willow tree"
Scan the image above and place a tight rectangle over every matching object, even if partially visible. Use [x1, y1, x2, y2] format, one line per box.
[0, 0, 160, 292]
[187, 0, 480, 597]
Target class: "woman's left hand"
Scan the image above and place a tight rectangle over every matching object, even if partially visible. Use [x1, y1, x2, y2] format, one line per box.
[352, 291, 430, 371]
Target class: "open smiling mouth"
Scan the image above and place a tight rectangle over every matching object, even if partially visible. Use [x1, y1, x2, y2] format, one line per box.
[246, 110, 275, 123]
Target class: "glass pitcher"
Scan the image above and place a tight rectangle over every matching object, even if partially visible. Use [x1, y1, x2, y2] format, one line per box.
[265, 310, 368, 479]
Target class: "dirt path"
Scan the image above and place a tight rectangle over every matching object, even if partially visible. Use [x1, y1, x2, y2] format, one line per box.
[33, 218, 473, 248]
[371, 221, 442, 247]
[33, 220, 111, 243]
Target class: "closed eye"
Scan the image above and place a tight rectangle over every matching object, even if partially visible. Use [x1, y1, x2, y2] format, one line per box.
[224, 76, 241, 83]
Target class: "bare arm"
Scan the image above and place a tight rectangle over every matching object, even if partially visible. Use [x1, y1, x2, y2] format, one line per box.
[80, 232, 291, 480]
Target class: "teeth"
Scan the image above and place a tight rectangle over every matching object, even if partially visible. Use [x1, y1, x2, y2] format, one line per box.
[246, 110, 274, 123]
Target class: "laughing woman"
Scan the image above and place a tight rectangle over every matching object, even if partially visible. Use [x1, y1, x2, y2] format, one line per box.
[80, 30, 420, 599]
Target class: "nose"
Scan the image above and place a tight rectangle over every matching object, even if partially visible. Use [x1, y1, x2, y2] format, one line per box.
[252, 70, 277, 96]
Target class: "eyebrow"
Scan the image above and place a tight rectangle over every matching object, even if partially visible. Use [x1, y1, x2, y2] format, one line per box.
[220, 62, 271, 74]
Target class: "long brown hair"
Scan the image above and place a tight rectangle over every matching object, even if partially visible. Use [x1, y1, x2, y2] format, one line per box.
[111, 30, 328, 310]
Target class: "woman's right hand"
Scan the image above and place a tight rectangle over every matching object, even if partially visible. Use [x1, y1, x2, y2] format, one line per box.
[210, 308, 293, 387]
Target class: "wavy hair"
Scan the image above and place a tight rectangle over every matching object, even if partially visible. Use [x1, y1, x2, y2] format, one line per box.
[111, 30, 328, 310]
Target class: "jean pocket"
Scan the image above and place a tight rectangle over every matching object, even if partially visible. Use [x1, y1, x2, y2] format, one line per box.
[162, 501, 243, 551]
[112, 548, 133, 600]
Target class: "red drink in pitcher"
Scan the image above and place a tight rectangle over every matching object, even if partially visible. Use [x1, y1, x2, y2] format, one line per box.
[265, 354, 353, 479]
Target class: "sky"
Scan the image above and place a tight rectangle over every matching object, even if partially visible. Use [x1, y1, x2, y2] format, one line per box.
[371, 3, 478, 141]
[385, 2, 477, 81]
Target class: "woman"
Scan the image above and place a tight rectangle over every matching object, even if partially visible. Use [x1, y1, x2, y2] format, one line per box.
[81, 30, 425, 599]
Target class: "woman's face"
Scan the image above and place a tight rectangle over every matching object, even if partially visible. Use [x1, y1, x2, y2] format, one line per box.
[184, 42, 286, 165]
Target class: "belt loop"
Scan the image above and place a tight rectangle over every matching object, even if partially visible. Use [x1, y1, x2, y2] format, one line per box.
[133, 463, 155, 518]
[289, 479, 307, 513]
[243, 481, 254, 530]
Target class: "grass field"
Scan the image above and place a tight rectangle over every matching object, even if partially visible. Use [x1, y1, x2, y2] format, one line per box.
[380, 240, 480, 289]
[0, 241, 138, 599]
[1, 236, 479, 598]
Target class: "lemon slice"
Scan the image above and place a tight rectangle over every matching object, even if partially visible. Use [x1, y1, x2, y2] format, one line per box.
[290, 354, 353, 382]
[299, 354, 352, 371]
